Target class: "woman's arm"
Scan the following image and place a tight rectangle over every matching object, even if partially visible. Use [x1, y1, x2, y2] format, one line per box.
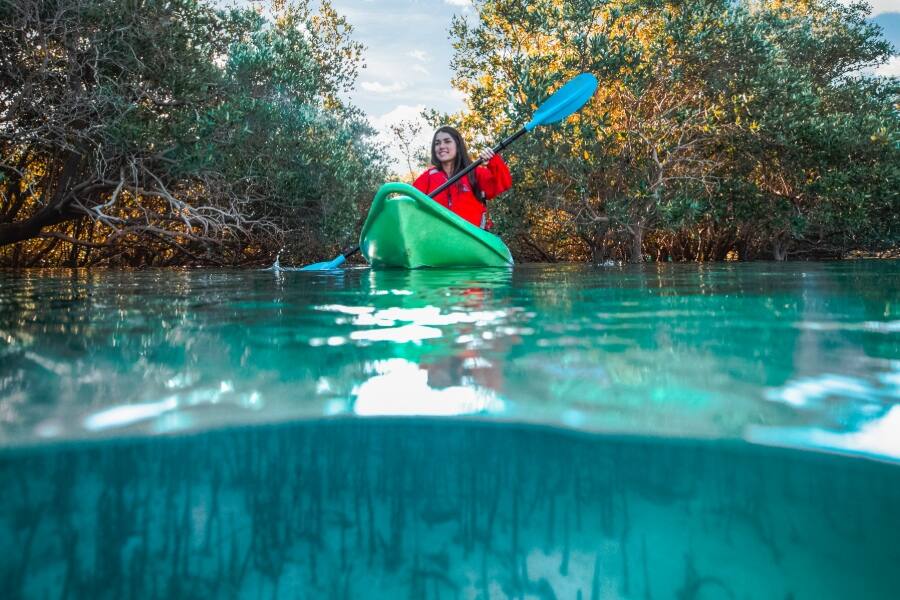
[475, 151, 512, 199]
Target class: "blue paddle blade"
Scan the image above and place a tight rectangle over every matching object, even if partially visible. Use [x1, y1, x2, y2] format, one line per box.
[525, 73, 598, 131]
[300, 254, 347, 271]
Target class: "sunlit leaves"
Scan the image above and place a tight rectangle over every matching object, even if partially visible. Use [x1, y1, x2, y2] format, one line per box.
[0, 0, 387, 266]
[449, 0, 898, 261]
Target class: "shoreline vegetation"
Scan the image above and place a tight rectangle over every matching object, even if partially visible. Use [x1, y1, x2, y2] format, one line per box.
[1, 0, 897, 268]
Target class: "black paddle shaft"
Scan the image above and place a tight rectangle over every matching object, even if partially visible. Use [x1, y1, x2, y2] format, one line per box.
[428, 126, 527, 198]
[340, 126, 528, 259]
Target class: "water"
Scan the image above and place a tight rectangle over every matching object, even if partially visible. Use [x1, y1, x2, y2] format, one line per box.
[1, 262, 898, 598]
[2, 262, 897, 456]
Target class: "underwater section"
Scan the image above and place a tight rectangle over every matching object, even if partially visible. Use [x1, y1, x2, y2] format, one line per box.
[2, 419, 898, 599]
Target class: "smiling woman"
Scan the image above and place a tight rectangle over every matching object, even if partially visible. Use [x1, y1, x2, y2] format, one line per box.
[413, 126, 512, 229]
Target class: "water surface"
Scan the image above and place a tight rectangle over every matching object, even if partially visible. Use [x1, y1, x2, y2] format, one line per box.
[1, 262, 897, 459]
[1, 262, 899, 599]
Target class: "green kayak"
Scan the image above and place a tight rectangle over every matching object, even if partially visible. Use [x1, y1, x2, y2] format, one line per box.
[358, 182, 514, 268]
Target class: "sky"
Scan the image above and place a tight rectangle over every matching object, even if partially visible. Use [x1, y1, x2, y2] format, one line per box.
[326, 0, 898, 173]
[326, 0, 475, 173]
[239, 1, 900, 173]
[329, 0, 473, 116]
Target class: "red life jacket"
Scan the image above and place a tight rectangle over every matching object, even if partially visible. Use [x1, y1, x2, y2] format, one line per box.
[412, 154, 512, 228]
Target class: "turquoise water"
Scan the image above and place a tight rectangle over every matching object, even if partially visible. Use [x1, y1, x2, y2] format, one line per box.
[1, 262, 899, 598]
[1, 262, 897, 457]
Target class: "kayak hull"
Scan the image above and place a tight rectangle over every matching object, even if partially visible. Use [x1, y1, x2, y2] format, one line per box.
[359, 182, 514, 268]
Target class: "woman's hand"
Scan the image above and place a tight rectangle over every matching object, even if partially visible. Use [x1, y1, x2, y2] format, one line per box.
[479, 147, 495, 162]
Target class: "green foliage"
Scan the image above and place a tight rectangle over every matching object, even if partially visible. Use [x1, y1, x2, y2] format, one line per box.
[0, 0, 386, 266]
[450, 0, 899, 261]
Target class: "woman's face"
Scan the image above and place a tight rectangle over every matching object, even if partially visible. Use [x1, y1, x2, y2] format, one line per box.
[434, 131, 457, 163]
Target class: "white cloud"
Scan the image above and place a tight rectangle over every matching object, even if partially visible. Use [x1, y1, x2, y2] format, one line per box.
[369, 104, 427, 131]
[444, 0, 472, 6]
[360, 81, 410, 94]
[875, 55, 900, 76]
[412, 64, 430, 75]
[407, 49, 430, 63]
[868, 1, 897, 15]
[369, 104, 433, 176]
[839, 0, 896, 16]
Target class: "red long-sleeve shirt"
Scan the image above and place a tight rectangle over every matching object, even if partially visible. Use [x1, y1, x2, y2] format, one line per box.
[412, 154, 512, 228]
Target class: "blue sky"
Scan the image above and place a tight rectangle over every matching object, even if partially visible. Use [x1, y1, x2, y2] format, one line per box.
[339, 1, 898, 114]
[330, 0, 472, 117]
[238, 1, 899, 172]
[326, 0, 475, 172]
[328, 1, 897, 172]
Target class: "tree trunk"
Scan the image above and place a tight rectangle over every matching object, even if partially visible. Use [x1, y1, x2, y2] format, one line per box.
[773, 237, 789, 261]
[0, 151, 83, 248]
[67, 222, 83, 267]
[630, 223, 644, 263]
[587, 225, 610, 263]
[0, 209, 77, 248]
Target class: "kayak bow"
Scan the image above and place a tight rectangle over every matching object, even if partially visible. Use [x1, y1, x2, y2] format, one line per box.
[359, 182, 513, 269]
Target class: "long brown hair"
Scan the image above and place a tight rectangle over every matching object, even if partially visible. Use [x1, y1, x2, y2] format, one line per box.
[430, 126, 481, 198]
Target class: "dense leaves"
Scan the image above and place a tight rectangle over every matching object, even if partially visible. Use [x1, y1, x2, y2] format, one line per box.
[449, 0, 899, 261]
[0, 0, 386, 266]
[2, 0, 896, 266]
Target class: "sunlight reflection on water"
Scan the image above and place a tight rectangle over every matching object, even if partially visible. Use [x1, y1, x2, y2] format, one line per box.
[1, 262, 898, 462]
[351, 358, 505, 417]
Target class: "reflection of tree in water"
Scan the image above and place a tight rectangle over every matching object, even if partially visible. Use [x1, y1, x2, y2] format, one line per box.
[1, 420, 898, 599]
[4, 264, 893, 445]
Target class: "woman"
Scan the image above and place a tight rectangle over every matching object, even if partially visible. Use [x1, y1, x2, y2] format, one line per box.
[413, 126, 512, 230]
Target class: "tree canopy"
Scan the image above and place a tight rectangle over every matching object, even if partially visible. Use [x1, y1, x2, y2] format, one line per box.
[1, 0, 897, 266]
[0, 0, 386, 267]
[447, 0, 898, 261]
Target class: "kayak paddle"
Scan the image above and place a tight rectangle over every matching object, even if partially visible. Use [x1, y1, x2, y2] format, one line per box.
[300, 72, 598, 270]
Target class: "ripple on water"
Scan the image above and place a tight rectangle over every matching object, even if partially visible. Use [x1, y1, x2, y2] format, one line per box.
[0, 262, 897, 463]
